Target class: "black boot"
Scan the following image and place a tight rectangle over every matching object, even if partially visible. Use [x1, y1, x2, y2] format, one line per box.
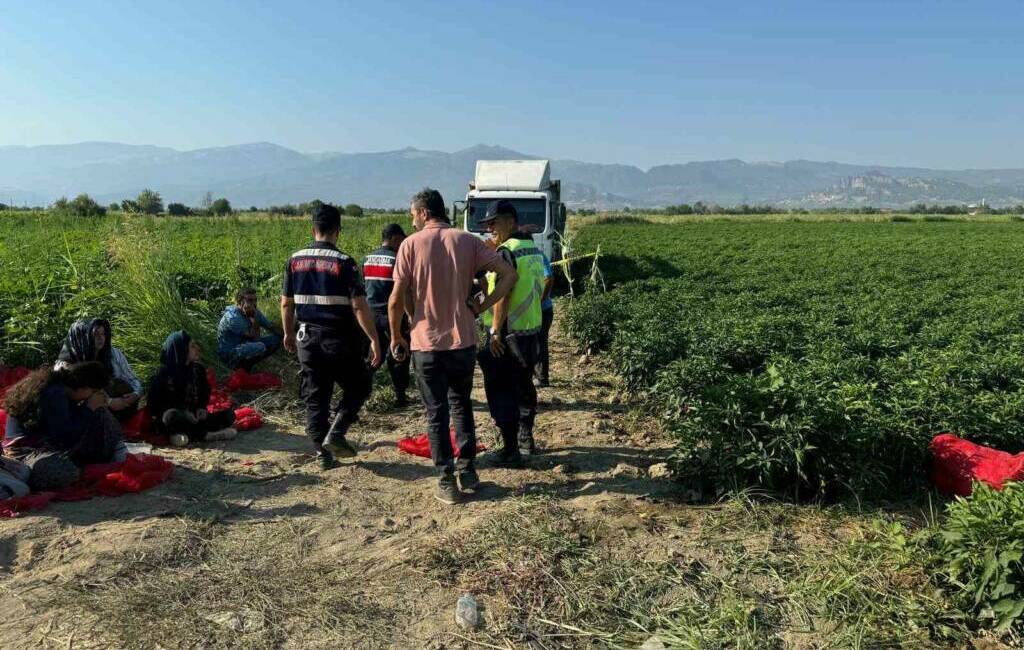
[518, 424, 536, 457]
[316, 450, 340, 471]
[323, 412, 357, 458]
[490, 423, 524, 468]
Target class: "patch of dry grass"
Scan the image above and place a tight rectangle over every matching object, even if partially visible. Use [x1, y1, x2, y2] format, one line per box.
[420, 497, 976, 649]
[43, 516, 400, 650]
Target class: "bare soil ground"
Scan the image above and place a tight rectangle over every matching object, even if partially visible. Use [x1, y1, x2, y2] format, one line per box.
[0, 323, 682, 649]
[1, 322, 1008, 649]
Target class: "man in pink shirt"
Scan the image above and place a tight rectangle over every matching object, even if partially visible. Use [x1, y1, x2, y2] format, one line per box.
[389, 188, 516, 504]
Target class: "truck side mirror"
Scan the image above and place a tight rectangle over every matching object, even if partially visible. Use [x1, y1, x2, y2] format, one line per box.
[452, 200, 467, 224]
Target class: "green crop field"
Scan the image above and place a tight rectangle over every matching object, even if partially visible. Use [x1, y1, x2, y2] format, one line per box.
[0, 211, 406, 374]
[567, 219, 1024, 499]
[563, 217, 1024, 637]
[3, 211, 1023, 642]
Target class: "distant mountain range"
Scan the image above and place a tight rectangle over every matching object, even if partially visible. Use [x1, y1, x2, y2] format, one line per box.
[1, 141, 1023, 209]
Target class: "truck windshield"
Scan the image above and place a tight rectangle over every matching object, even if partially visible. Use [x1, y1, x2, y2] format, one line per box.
[466, 198, 546, 234]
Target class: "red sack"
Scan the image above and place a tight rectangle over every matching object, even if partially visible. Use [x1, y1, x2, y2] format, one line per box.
[0, 408, 6, 438]
[397, 428, 486, 459]
[208, 389, 234, 413]
[0, 453, 174, 517]
[225, 369, 282, 392]
[233, 406, 263, 431]
[121, 407, 152, 440]
[0, 367, 30, 400]
[930, 433, 1024, 496]
[205, 368, 235, 412]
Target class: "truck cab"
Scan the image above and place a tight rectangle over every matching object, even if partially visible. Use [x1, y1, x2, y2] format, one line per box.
[456, 160, 567, 261]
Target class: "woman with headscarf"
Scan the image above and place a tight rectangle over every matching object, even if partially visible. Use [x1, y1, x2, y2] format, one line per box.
[148, 331, 236, 447]
[2, 361, 127, 491]
[55, 319, 143, 420]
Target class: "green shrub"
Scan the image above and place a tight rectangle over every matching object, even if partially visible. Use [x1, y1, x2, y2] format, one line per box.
[68, 193, 107, 217]
[936, 482, 1024, 632]
[210, 198, 232, 216]
[136, 189, 163, 215]
[167, 203, 192, 216]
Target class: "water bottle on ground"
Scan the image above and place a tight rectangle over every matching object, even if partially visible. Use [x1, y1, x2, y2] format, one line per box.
[455, 594, 480, 629]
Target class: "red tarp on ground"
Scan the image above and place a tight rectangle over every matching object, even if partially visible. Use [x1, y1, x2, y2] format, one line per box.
[930, 433, 1024, 497]
[0, 453, 174, 518]
[225, 368, 282, 392]
[397, 428, 486, 459]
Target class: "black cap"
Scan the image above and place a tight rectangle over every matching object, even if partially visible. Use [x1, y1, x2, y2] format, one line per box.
[479, 199, 517, 224]
[312, 203, 341, 232]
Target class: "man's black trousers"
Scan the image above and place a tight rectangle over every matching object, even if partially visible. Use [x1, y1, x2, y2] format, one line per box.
[373, 310, 410, 397]
[411, 347, 477, 474]
[478, 333, 539, 449]
[296, 323, 372, 450]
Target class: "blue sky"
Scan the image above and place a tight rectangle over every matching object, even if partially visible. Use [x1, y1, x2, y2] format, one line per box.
[1, 0, 1021, 169]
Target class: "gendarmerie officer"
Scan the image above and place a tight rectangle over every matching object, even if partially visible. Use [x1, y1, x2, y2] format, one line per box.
[362, 223, 411, 406]
[281, 204, 382, 470]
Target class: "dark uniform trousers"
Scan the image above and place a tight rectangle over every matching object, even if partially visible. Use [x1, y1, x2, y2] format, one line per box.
[296, 323, 372, 449]
[537, 306, 554, 383]
[373, 309, 411, 397]
[478, 333, 539, 450]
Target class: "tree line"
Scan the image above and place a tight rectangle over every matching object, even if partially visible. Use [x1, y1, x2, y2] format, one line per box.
[0, 190, 370, 218]
[572, 202, 1024, 216]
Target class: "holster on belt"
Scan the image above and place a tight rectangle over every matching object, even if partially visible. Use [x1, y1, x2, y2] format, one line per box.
[506, 335, 529, 370]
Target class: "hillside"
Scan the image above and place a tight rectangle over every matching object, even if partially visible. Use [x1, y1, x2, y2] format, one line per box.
[2, 142, 1023, 208]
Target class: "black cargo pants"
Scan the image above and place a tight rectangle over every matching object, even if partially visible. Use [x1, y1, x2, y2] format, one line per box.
[373, 309, 411, 398]
[296, 323, 372, 450]
[478, 333, 539, 451]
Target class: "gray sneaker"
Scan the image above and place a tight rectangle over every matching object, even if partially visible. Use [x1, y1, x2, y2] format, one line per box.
[457, 464, 480, 491]
[435, 473, 461, 505]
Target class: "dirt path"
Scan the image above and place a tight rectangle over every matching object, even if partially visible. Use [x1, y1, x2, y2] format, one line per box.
[0, 323, 679, 649]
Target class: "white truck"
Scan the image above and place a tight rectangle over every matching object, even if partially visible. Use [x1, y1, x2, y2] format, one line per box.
[455, 159, 567, 261]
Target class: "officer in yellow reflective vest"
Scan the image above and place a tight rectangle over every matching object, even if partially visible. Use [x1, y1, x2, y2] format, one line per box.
[477, 200, 545, 465]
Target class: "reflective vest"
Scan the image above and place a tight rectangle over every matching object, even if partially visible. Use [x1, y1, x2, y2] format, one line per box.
[483, 236, 545, 334]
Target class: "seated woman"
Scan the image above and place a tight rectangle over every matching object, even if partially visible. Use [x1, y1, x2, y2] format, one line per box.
[2, 362, 127, 491]
[149, 331, 236, 447]
[216, 288, 282, 371]
[56, 319, 143, 421]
